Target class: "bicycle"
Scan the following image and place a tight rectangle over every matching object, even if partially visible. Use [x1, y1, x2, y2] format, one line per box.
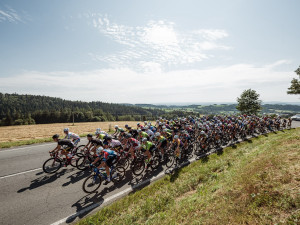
[82, 164, 126, 193]
[43, 146, 82, 174]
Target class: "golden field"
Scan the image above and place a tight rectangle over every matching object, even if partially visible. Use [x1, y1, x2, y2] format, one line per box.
[0, 121, 141, 143]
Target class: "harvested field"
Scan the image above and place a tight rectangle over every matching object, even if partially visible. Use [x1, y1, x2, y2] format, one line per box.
[0, 121, 141, 143]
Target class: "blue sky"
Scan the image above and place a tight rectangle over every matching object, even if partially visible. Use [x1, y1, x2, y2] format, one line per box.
[0, 0, 299, 103]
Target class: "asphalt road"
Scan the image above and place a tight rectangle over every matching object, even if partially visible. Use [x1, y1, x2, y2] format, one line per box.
[0, 121, 299, 225]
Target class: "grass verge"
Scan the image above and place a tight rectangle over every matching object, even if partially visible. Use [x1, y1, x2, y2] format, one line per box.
[78, 128, 300, 225]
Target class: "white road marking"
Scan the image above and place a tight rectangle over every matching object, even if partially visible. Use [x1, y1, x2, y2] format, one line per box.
[0, 168, 42, 180]
[0, 138, 88, 153]
[0, 143, 54, 153]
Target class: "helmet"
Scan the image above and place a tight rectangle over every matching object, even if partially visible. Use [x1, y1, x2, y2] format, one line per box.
[100, 131, 106, 134]
[163, 129, 167, 133]
[162, 126, 166, 129]
[174, 135, 179, 139]
[137, 129, 141, 133]
[137, 123, 140, 126]
[114, 125, 118, 129]
[87, 134, 93, 138]
[144, 121, 147, 125]
[155, 132, 160, 137]
[63, 128, 69, 132]
[142, 138, 147, 143]
[125, 124, 129, 128]
[106, 136, 112, 141]
[145, 126, 149, 129]
[95, 131, 100, 135]
[96, 147, 104, 155]
[52, 134, 59, 139]
[126, 133, 132, 138]
[96, 128, 101, 132]
[200, 131, 205, 135]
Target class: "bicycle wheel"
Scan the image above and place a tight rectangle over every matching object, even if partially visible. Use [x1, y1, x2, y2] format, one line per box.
[75, 145, 86, 154]
[165, 154, 176, 168]
[82, 174, 102, 193]
[132, 158, 145, 176]
[69, 153, 82, 167]
[117, 157, 130, 170]
[76, 155, 92, 170]
[43, 158, 62, 174]
[150, 153, 160, 170]
[111, 166, 126, 183]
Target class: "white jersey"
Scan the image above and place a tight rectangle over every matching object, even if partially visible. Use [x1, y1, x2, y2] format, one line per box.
[146, 129, 154, 137]
[65, 132, 80, 140]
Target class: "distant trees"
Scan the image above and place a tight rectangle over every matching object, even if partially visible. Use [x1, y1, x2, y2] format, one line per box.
[0, 93, 164, 126]
[287, 65, 300, 95]
[236, 89, 262, 115]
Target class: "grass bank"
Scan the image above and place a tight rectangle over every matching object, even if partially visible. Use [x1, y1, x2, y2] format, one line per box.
[78, 128, 300, 225]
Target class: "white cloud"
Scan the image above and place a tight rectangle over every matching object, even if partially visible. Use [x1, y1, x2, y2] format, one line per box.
[0, 60, 297, 103]
[0, 6, 27, 23]
[82, 15, 230, 71]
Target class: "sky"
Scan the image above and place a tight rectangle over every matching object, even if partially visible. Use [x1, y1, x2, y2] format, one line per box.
[0, 0, 300, 104]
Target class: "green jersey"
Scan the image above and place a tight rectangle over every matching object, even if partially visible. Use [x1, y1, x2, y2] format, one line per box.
[142, 141, 154, 150]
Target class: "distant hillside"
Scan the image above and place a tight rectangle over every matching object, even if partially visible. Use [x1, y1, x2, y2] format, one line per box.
[132, 103, 300, 115]
[0, 93, 164, 126]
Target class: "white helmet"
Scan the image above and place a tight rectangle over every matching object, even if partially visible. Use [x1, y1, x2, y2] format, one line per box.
[162, 126, 166, 129]
[155, 132, 160, 137]
[114, 125, 118, 129]
[145, 126, 149, 129]
[64, 128, 69, 132]
[144, 121, 147, 124]
[96, 147, 104, 155]
[174, 135, 179, 139]
[142, 137, 147, 143]
[137, 129, 141, 133]
[96, 128, 101, 132]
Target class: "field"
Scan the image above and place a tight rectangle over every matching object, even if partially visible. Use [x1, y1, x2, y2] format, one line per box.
[78, 128, 300, 225]
[0, 121, 140, 145]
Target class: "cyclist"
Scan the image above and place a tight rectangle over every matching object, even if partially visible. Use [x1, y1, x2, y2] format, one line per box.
[138, 129, 149, 141]
[155, 132, 168, 160]
[84, 134, 103, 155]
[90, 147, 117, 182]
[140, 138, 155, 165]
[64, 128, 80, 146]
[113, 125, 124, 138]
[50, 134, 74, 165]
[124, 134, 140, 159]
[107, 136, 123, 152]
[170, 135, 183, 159]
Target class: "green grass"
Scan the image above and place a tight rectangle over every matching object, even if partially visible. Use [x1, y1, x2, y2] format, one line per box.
[0, 133, 91, 149]
[78, 128, 300, 225]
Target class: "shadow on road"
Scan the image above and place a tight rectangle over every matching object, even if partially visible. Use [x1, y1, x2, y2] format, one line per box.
[17, 168, 75, 193]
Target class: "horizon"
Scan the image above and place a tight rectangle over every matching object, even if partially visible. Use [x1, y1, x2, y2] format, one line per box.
[0, 0, 300, 103]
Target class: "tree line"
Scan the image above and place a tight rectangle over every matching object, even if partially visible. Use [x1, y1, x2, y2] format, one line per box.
[0, 93, 165, 126]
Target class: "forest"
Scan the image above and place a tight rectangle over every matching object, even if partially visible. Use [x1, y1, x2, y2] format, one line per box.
[0, 93, 165, 126]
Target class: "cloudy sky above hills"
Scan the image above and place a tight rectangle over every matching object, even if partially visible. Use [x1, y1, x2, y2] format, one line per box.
[0, 0, 299, 103]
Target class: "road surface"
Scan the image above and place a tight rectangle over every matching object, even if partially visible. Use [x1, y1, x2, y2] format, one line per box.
[0, 122, 299, 225]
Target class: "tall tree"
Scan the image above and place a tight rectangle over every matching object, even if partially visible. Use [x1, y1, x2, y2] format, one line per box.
[287, 65, 300, 95]
[236, 89, 262, 115]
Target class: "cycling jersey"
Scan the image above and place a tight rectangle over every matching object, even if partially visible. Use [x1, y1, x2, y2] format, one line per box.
[172, 139, 183, 146]
[58, 139, 74, 150]
[109, 139, 122, 148]
[139, 131, 149, 139]
[89, 138, 103, 146]
[128, 138, 139, 147]
[141, 141, 154, 151]
[65, 132, 79, 140]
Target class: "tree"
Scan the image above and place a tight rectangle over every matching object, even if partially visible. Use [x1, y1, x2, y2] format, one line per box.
[287, 66, 300, 95]
[236, 89, 262, 115]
